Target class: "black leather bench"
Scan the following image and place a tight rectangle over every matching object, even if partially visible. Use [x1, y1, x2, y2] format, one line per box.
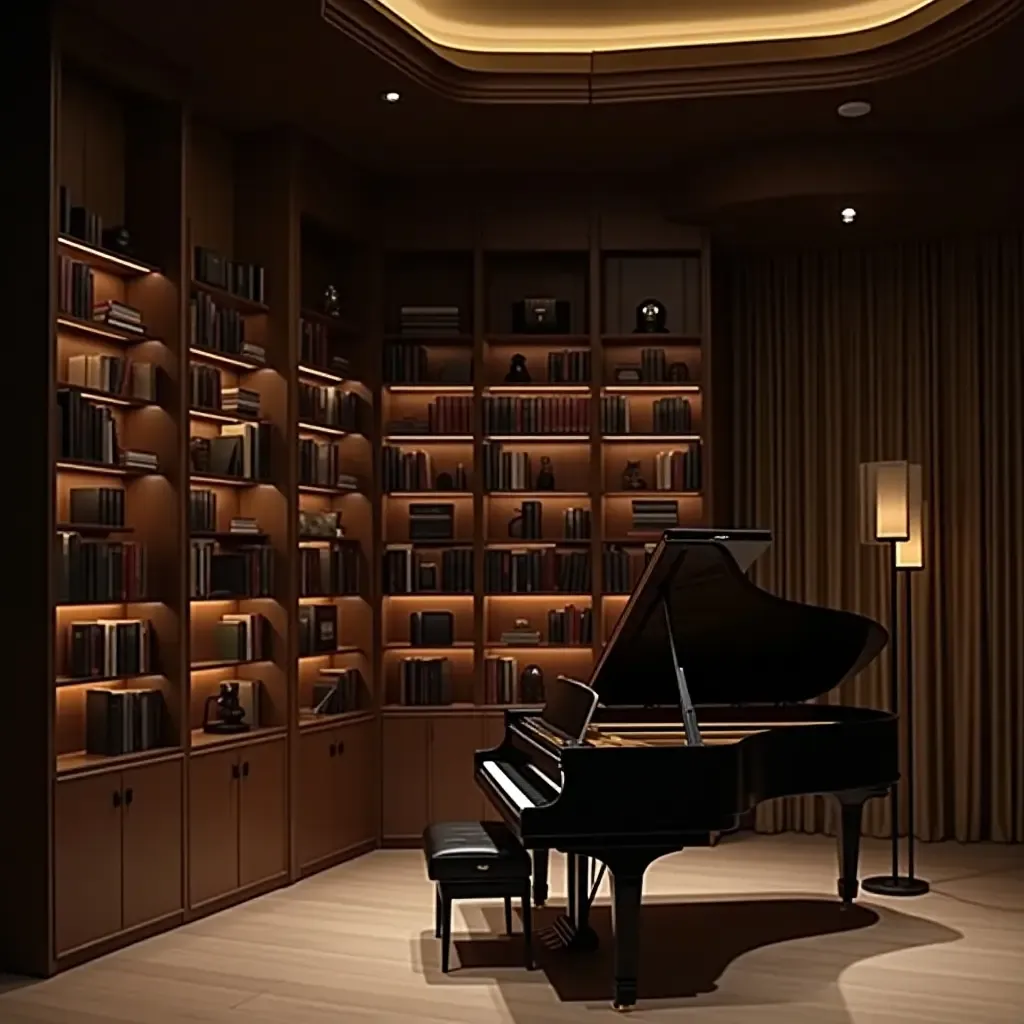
[423, 821, 534, 973]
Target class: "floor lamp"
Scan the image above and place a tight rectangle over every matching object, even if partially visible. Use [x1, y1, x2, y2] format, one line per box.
[858, 460, 930, 897]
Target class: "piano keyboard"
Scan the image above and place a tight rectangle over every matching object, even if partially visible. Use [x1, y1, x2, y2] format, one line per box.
[481, 760, 560, 813]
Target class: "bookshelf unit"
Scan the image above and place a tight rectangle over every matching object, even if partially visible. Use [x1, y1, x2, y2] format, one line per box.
[378, 231, 712, 843]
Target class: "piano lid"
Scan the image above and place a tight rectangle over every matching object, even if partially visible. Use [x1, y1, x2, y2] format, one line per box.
[588, 528, 888, 707]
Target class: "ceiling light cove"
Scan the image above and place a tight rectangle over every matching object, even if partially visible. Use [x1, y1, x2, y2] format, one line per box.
[368, 0, 971, 54]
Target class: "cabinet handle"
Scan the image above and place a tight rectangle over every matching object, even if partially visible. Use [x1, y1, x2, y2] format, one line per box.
[112, 790, 122, 808]
[329, 743, 337, 757]
[336, 740, 345, 756]
[124, 787, 133, 807]
[241, 761, 250, 778]
[232, 763, 240, 780]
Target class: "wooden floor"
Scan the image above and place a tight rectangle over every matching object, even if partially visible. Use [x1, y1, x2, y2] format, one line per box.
[1, 834, 1022, 1023]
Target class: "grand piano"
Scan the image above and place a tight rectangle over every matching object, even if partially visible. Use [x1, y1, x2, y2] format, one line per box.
[475, 528, 897, 1009]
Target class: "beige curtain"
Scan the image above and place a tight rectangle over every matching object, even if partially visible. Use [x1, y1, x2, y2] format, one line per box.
[723, 234, 1023, 842]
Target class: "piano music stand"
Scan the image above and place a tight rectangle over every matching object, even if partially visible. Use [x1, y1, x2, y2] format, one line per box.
[860, 462, 930, 898]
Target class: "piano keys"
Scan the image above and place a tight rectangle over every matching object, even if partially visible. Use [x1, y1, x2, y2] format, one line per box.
[474, 527, 896, 1009]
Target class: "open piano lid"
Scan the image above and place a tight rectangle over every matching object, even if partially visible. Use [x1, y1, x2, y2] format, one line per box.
[588, 528, 888, 707]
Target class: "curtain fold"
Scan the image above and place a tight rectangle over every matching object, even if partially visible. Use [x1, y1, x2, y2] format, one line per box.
[722, 234, 1023, 842]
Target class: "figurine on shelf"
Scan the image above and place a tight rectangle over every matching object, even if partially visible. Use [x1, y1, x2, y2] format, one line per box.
[634, 298, 669, 334]
[536, 457, 556, 491]
[435, 471, 454, 491]
[669, 362, 691, 382]
[202, 682, 250, 734]
[505, 353, 532, 383]
[520, 664, 545, 703]
[622, 460, 647, 490]
[508, 508, 524, 538]
[101, 225, 132, 254]
[323, 284, 341, 317]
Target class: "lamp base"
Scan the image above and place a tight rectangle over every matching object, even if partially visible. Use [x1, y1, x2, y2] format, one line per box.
[862, 875, 930, 897]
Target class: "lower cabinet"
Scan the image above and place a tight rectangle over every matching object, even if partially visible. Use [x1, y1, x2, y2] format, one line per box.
[297, 717, 377, 872]
[54, 758, 183, 957]
[382, 712, 496, 842]
[188, 738, 286, 909]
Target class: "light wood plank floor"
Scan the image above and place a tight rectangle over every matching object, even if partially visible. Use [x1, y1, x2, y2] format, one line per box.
[1, 835, 1022, 1023]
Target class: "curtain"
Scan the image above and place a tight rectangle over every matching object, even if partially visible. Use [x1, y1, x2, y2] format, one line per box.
[721, 234, 1023, 842]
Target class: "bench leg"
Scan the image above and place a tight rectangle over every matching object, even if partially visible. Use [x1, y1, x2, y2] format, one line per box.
[441, 888, 453, 973]
[522, 885, 534, 969]
[434, 885, 442, 938]
[504, 896, 512, 936]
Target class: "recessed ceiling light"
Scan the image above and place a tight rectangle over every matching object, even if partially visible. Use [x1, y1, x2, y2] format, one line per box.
[383, 91, 401, 103]
[838, 100, 872, 118]
[841, 207, 857, 224]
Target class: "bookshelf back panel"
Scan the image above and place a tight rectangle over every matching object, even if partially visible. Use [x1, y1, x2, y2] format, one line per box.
[601, 343, 703, 384]
[189, 660, 285, 731]
[382, 595, 475, 643]
[484, 251, 590, 335]
[186, 119, 236, 258]
[383, 251, 474, 335]
[603, 495, 704, 538]
[383, 648, 476, 705]
[485, 495, 591, 538]
[301, 219, 363, 322]
[483, 344, 591, 385]
[600, 448, 704, 493]
[484, 443, 591, 492]
[383, 498, 476, 543]
[485, 596, 593, 639]
[601, 254, 702, 337]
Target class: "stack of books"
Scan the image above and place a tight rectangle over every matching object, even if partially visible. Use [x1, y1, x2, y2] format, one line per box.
[600, 395, 632, 434]
[299, 438, 340, 488]
[482, 443, 532, 491]
[337, 472, 359, 491]
[409, 503, 455, 541]
[399, 305, 461, 339]
[121, 449, 158, 473]
[190, 364, 221, 409]
[630, 499, 679, 535]
[94, 300, 146, 336]
[603, 544, 656, 594]
[221, 387, 260, 418]
[229, 516, 261, 535]
[500, 623, 542, 645]
[193, 246, 266, 304]
[563, 507, 591, 539]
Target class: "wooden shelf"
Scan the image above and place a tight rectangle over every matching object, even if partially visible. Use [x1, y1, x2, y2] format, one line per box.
[188, 345, 266, 372]
[298, 709, 374, 732]
[57, 382, 156, 409]
[603, 383, 701, 393]
[56, 522, 133, 535]
[298, 363, 347, 384]
[190, 407, 260, 425]
[55, 314, 150, 344]
[604, 491, 701, 498]
[383, 592, 475, 599]
[485, 643, 591, 650]
[485, 592, 593, 599]
[601, 334, 701, 345]
[486, 334, 590, 346]
[298, 421, 355, 438]
[386, 490, 472, 498]
[300, 308, 358, 333]
[486, 540, 591, 549]
[55, 670, 162, 688]
[57, 746, 182, 779]
[486, 434, 589, 443]
[298, 534, 361, 543]
[384, 540, 474, 549]
[191, 278, 270, 315]
[190, 531, 269, 542]
[485, 383, 591, 393]
[298, 483, 361, 496]
[299, 646, 364, 658]
[384, 641, 475, 650]
[57, 234, 160, 276]
[190, 472, 262, 488]
[189, 658, 273, 671]
[381, 702, 478, 714]
[486, 490, 590, 498]
[384, 333, 472, 344]
[386, 383, 473, 393]
[56, 459, 157, 477]
[189, 725, 286, 751]
[384, 434, 473, 443]
[604, 434, 701, 442]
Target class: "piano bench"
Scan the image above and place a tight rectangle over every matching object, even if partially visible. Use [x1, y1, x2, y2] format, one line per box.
[423, 821, 534, 974]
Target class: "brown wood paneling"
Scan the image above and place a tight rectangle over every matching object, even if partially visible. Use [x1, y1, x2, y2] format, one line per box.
[122, 759, 183, 930]
[296, 729, 339, 868]
[239, 739, 287, 887]
[54, 773, 123, 955]
[382, 717, 429, 840]
[337, 719, 377, 850]
[185, 118, 236, 256]
[188, 749, 239, 907]
[428, 715, 485, 824]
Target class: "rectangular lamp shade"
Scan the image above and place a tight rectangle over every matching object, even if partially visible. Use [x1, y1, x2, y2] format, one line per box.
[895, 463, 924, 570]
[859, 460, 911, 544]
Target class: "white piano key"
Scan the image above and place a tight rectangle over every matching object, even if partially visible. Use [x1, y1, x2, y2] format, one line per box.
[482, 761, 534, 811]
[527, 763, 562, 793]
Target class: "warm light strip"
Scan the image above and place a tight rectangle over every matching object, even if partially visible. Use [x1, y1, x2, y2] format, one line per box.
[387, 384, 473, 393]
[56, 460, 128, 476]
[57, 235, 156, 273]
[188, 346, 264, 372]
[385, 434, 473, 442]
[386, 490, 473, 498]
[190, 473, 254, 488]
[372, 0, 953, 54]
[299, 483, 361, 495]
[56, 316, 145, 342]
[298, 364, 346, 384]
[604, 434, 701, 442]
[486, 385, 591, 393]
[190, 407, 244, 424]
[299, 422, 350, 437]
[603, 385, 700, 393]
[487, 435, 589, 443]
[59, 385, 137, 408]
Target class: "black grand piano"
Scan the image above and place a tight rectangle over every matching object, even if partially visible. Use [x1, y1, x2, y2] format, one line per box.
[474, 528, 896, 1009]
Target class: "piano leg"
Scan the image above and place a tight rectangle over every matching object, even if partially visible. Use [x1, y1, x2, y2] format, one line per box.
[606, 849, 666, 1011]
[547, 854, 600, 952]
[532, 848, 549, 907]
[835, 788, 870, 905]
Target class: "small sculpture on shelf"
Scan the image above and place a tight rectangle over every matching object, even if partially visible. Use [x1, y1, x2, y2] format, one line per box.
[101, 225, 132, 254]
[520, 664, 545, 703]
[323, 284, 341, 317]
[435, 471, 454, 491]
[669, 362, 690, 382]
[505, 353, 532, 383]
[202, 682, 250, 735]
[634, 298, 668, 334]
[622, 460, 647, 490]
[536, 457, 556, 491]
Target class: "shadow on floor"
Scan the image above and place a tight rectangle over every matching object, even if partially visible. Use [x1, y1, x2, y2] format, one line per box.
[419, 894, 962, 1016]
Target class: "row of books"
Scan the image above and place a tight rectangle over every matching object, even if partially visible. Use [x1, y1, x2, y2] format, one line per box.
[193, 246, 266, 304]
[66, 486, 125, 527]
[311, 667, 363, 715]
[299, 544, 362, 597]
[56, 533, 148, 604]
[547, 349, 591, 383]
[483, 396, 590, 435]
[300, 316, 349, 373]
[484, 549, 591, 594]
[189, 422, 270, 481]
[397, 657, 453, 705]
[66, 618, 153, 679]
[208, 613, 268, 663]
[299, 438, 345, 488]
[58, 189, 103, 248]
[382, 547, 474, 594]
[425, 396, 472, 435]
[483, 657, 525, 705]
[548, 604, 593, 645]
[85, 688, 165, 756]
[653, 447, 702, 491]
[298, 383, 363, 430]
[600, 395, 694, 434]
[57, 389, 117, 466]
[397, 305, 463, 338]
[188, 488, 219, 533]
[299, 603, 339, 655]
[382, 446, 434, 492]
[56, 256, 95, 321]
[603, 545, 656, 594]
[190, 540, 274, 599]
[189, 292, 266, 364]
[67, 353, 157, 402]
[483, 444, 536, 491]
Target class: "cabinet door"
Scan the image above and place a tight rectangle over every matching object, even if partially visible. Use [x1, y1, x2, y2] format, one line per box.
[337, 719, 376, 851]
[189, 749, 239, 908]
[382, 716, 429, 841]
[239, 739, 287, 888]
[122, 759, 183, 930]
[429, 716, 485, 824]
[296, 729, 339, 870]
[481, 714, 507, 822]
[54, 772, 123, 955]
